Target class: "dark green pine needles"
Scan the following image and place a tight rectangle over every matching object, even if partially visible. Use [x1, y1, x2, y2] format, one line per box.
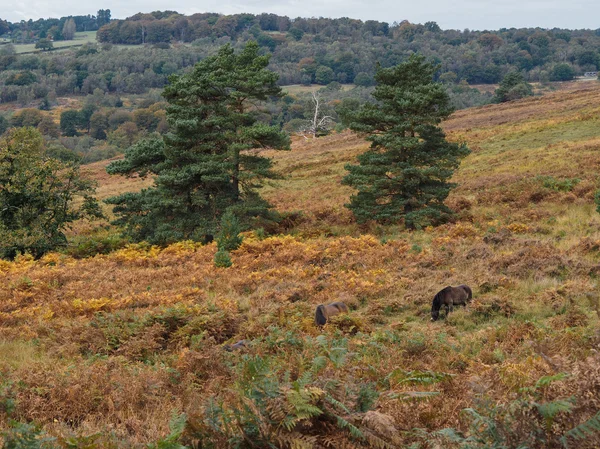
[342, 54, 470, 229]
[106, 42, 290, 245]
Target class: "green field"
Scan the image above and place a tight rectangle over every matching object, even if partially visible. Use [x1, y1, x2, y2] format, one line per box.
[12, 31, 97, 54]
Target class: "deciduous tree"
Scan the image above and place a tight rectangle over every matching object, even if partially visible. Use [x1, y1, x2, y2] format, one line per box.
[0, 128, 101, 259]
[493, 71, 533, 103]
[62, 18, 76, 40]
[35, 38, 53, 51]
[60, 110, 80, 136]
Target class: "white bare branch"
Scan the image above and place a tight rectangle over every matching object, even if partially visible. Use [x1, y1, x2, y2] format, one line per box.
[296, 91, 335, 139]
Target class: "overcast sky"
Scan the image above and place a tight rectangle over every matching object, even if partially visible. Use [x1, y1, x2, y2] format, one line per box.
[2, 0, 599, 30]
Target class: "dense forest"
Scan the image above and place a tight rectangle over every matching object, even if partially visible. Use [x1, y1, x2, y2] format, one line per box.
[2, 10, 600, 87]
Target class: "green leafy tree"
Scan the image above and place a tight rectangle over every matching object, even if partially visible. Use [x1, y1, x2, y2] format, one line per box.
[315, 66, 335, 85]
[89, 112, 108, 140]
[354, 72, 375, 87]
[37, 116, 59, 138]
[11, 109, 43, 128]
[78, 104, 96, 133]
[35, 38, 53, 51]
[493, 71, 534, 103]
[287, 27, 304, 41]
[0, 128, 101, 259]
[5, 71, 37, 86]
[60, 110, 80, 136]
[106, 42, 290, 245]
[550, 63, 575, 81]
[342, 55, 470, 229]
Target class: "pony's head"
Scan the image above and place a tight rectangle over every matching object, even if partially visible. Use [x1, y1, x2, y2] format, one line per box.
[430, 289, 445, 321]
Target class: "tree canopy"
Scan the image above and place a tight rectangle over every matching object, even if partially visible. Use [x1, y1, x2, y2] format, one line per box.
[342, 55, 470, 229]
[106, 42, 290, 244]
[493, 71, 534, 103]
[0, 128, 101, 259]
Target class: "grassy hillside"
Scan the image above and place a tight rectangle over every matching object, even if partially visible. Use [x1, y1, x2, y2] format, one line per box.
[2, 83, 600, 447]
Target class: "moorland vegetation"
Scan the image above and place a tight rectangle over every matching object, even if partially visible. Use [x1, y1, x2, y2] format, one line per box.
[0, 51, 599, 447]
[0, 10, 600, 448]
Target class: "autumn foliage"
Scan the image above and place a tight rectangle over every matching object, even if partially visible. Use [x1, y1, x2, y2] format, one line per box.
[1, 83, 600, 446]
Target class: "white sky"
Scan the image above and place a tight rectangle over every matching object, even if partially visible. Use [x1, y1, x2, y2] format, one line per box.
[2, 0, 599, 30]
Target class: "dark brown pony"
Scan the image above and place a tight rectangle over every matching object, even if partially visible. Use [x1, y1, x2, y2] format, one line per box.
[431, 285, 472, 321]
[315, 302, 349, 326]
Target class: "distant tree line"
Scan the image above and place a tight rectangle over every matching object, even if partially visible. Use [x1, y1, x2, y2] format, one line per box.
[0, 10, 110, 43]
[2, 10, 600, 88]
[90, 11, 600, 85]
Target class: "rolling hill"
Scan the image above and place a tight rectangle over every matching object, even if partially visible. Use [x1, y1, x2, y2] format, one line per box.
[2, 82, 600, 447]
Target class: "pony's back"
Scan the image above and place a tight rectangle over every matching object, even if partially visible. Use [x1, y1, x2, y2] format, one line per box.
[329, 302, 349, 313]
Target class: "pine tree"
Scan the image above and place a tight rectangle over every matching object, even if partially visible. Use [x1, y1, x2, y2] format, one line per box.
[106, 42, 290, 245]
[216, 210, 243, 252]
[342, 55, 470, 229]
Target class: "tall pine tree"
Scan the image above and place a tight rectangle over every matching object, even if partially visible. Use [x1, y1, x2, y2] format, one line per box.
[106, 42, 290, 244]
[342, 55, 470, 229]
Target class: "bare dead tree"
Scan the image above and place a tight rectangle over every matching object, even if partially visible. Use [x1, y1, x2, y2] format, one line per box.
[298, 91, 334, 139]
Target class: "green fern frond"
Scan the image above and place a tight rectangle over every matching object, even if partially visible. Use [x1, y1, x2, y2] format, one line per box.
[294, 370, 315, 389]
[324, 395, 351, 414]
[146, 412, 188, 449]
[168, 412, 187, 439]
[310, 355, 328, 374]
[536, 399, 574, 432]
[561, 411, 600, 448]
[334, 415, 364, 440]
[436, 427, 467, 443]
[535, 373, 569, 389]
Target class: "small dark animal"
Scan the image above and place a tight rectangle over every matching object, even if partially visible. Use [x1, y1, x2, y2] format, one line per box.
[315, 302, 349, 326]
[431, 285, 473, 321]
[203, 234, 214, 245]
[224, 339, 247, 352]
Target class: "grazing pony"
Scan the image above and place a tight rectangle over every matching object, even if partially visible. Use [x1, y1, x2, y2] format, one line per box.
[431, 285, 472, 321]
[315, 302, 349, 326]
[224, 340, 248, 352]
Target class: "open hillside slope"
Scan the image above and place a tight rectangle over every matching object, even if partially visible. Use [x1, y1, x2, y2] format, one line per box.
[2, 84, 600, 447]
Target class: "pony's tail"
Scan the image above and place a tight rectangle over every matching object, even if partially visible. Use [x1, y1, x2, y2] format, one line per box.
[315, 305, 327, 326]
